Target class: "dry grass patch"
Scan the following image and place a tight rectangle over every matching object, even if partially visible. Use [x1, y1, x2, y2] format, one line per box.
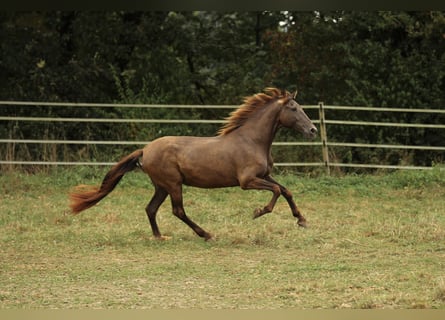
[0, 168, 444, 308]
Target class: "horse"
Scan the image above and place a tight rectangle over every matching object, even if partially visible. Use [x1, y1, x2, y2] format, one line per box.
[69, 88, 317, 241]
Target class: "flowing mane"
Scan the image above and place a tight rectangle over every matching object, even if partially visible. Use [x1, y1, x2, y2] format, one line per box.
[217, 87, 291, 136]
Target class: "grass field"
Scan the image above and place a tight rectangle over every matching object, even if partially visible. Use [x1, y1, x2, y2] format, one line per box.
[1, 167, 445, 309]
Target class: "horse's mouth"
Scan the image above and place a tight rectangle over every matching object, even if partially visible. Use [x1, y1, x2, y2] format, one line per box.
[303, 126, 318, 140]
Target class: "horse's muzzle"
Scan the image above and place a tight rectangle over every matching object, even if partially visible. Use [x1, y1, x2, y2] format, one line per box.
[304, 126, 318, 139]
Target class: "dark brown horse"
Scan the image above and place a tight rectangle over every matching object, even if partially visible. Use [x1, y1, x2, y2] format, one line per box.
[69, 88, 317, 240]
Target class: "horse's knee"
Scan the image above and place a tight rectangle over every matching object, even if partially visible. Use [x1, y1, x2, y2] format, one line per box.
[145, 203, 158, 218]
[282, 188, 293, 199]
[172, 206, 186, 219]
[145, 204, 153, 217]
[239, 179, 251, 190]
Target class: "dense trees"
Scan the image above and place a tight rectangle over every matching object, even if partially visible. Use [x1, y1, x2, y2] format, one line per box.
[1, 11, 444, 169]
[4, 11, 441, 106]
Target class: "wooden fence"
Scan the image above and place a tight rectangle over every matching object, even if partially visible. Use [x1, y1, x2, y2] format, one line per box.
[1, 101, 444, 173]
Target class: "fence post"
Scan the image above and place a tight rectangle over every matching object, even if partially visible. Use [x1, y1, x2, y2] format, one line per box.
[318, 102, 330, 175]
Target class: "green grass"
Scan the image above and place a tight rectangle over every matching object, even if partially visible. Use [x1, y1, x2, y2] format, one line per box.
[1, 167, 445, 309]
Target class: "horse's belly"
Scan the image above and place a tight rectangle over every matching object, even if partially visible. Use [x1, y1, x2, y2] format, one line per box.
[143, 135, 240, 188]
[181, 166, 239, 188]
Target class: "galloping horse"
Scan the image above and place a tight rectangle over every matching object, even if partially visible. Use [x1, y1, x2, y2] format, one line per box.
[69, 88, 317, 240]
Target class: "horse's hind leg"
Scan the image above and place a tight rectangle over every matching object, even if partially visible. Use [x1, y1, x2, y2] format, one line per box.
[145, 186, 168, 239]
[169, 186, 213, 241]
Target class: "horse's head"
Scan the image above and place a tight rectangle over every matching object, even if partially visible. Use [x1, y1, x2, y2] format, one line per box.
[278, 90, 317, 139]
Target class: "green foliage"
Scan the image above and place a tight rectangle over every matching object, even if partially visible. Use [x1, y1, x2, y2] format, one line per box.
[266, 11, 445, 169]
[0, 11, 444, 171]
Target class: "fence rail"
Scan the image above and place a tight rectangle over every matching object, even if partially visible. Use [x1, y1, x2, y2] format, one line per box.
[1, 101, 444, 173]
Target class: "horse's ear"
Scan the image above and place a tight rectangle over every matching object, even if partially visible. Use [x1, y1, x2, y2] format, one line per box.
[293, 90, 298, 99]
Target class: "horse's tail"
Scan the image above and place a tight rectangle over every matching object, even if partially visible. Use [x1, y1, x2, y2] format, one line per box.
[69, 149, 144, 214]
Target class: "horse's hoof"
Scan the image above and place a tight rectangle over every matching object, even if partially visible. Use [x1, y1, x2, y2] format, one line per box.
[204, 233, 214, 241]
[152, 235, 172, 241]
[253, 208, 262, 219]
[297, 220, 307, 228]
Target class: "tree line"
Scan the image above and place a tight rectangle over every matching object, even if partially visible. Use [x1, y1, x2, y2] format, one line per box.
[1, 11, 444, 170]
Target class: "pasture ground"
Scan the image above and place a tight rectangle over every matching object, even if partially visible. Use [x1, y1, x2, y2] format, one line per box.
[1, 167, 445, 309]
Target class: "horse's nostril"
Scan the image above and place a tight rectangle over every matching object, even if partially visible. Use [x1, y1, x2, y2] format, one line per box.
[311, 127, 318, 134]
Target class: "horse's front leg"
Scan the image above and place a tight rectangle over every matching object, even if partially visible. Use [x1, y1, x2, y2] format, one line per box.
[240, 177, 282, 219]
[265, 175, 307, 228]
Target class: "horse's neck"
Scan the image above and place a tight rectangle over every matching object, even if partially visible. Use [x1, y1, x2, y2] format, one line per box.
[239, 103, 281, 150]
